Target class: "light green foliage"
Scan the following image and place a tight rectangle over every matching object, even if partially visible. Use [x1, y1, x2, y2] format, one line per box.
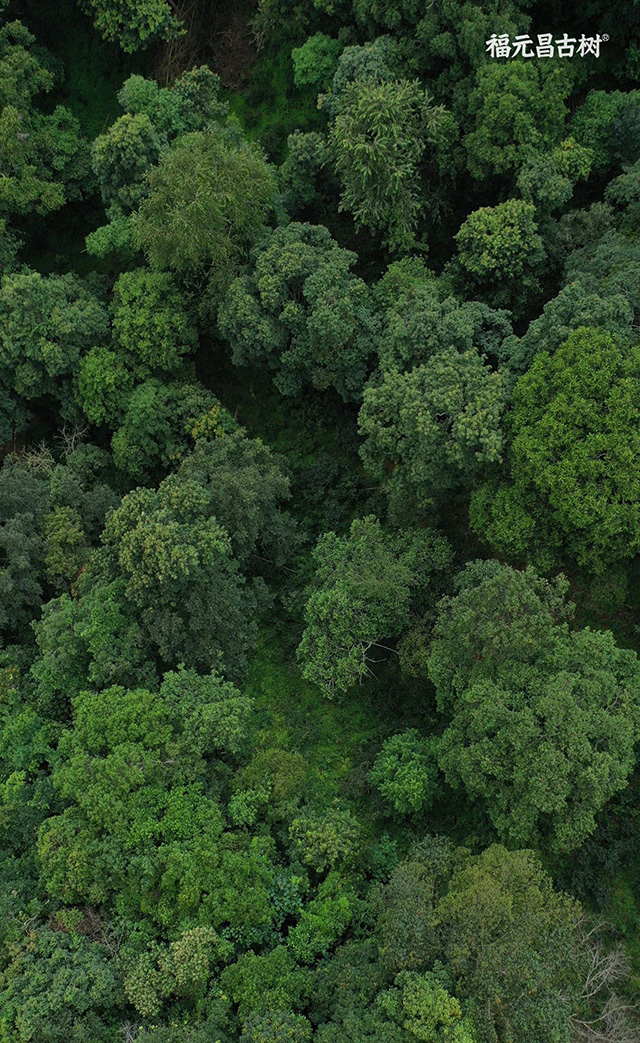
[112, 268, 196, 374]
[453, 199, 544, 312]
[132, 128, 276, 286]
[98, 472, 265, 675]
[331, 78, 444, 251]
[218, 222, 377, 400]
[472, 328, 640, 570]
[124, 926, 233, 1017]
[359, 349, 505, 510]
[0, 927, 118, 1043]
[0, 21, 91, 219]
[289, 805, 362, 871]
[465, 61, 573, 178]
[111, 379, 236, 479]
[297, 517, 448, 696]
[288, 873, 356, 963]
[437, 846, 583, 1043]
[428, 561, 640, 851]
[241, 1012, 313, 1043]
[0, 270, 109, 404]
[221, 946, 309, 1021]
[292, 34, 343, 92]
[74, 345, 134, 425]
[38, 670, 258, 928]
[380, 970, 477, 1043]
[79, 0, 181, 52]
[371, 730, 438, 815]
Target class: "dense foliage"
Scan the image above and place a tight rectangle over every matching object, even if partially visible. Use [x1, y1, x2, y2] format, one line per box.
[1, 1, 640, 1040]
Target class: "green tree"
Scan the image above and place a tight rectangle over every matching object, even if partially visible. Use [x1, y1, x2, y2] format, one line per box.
[465, 61, 573, 179]
[219, 222, 377, 401]
[91, 111, 161, 217]
[453, 199, 544, 313]
[177, 429, 294, 566]
[571, 89, 640, 175]
[0, 270, 109, 409]
[471, 328, 640, 571]
[0, 926, 119, 1043]
[88, 67, 228, 258]
[437, 846, 584, 1043]
[426, 559, 573, 703]
[437, 628, 640, 852]
[96, 472, 266, 676]
[376, 273, 512, 373]
[358, 349, 505, 512]
[78, 0, 181, 52]
[132, 127, 275, 292]
[37, 672, 267, 934]
[297, 517, 449, 696]
[292, 34, 343, 92]
[242, 1012, 313, 1043]
[112, 268, 197, 375]
[288, 872, 357, 964]
[220, 946, 309, 1021]
[501, 280, 633, 376]
[74, 345, 134, 426]
[289, 805, 363, 872]
[379, 970, 477, 1043]
[330, 78, 445, 251]
[428, 561, 640, 851]
[0, 21, 91, 220]
[111, 379, 236, 480]
[371, 730, 439, 816]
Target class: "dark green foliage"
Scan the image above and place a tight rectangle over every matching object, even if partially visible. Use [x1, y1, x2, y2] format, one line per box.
[109, 380, 236, 479]
[297, 516, 450, 696]
[0, 19, 91, 221]
[330, 77, 446, 251]
[95, 472, 266, 676]
[219, 222, 377, 401]
[3, 3, 640, 1041]
[79, 0, 180, 52]
[359, 349, 505, 512]
[428, 561, 640, 851]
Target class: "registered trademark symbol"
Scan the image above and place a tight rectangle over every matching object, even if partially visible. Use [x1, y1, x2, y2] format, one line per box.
[602, 34, 609, 41]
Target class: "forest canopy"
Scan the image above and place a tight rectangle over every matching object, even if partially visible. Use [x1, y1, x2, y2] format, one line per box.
[1, 1, 640, 1041]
